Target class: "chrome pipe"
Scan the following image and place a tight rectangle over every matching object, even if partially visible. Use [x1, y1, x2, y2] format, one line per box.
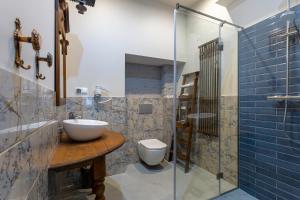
[217, 22, 223, 195]
[267, 95, 300, 100]
[176, 4, 244, 29]
[283, 18, 290, 123]
[210, 42, 213, 135]
[200, 47, 203, 132]
[283, 0, 292, 123]
[172, 9, 177, 200]
[208, 43, 211, 134]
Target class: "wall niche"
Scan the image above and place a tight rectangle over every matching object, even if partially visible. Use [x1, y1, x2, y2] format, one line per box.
[125, 54, 174, 97]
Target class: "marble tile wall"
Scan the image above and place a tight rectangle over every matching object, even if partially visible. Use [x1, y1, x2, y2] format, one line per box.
[57, 97, 128, 176]
[51, 65, 174, 194]
[0, 67, 58, 200]
[220, 96, 238, 186]
[58, 96, 173, 176]
[127, 96, 173, 161]
[190, 96, 238, 186]
[161, 66, 174, 97]
[52, 95, 173, 196]
[55, 64, 174, 176]
[163, 97, 174, 159]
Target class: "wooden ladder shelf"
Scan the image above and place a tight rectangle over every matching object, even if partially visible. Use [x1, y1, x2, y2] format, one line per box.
[176, 72, 199, 173]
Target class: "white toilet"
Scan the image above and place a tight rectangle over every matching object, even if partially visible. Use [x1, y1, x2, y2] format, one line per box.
[138, 139, 167, 166]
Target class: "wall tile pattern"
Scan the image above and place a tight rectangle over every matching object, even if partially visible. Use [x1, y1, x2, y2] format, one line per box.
[0, 68, 58, 200]
[239, 4, 300, 200]
[190, 96, 238, 186]
[59, 96, 173, 176]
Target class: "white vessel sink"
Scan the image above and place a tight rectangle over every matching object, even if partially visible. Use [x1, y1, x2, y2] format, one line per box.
[63, 119, 109, 142]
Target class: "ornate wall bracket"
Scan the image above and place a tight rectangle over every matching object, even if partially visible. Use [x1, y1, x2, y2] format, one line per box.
[14, 18, 41, 70]
[35, 52, 53, 80]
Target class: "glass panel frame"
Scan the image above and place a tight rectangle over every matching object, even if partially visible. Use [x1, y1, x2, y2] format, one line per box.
[173, 7, 240, 200]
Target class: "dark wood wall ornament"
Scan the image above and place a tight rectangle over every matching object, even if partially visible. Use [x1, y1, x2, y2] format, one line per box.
[55, 0, 70, 106]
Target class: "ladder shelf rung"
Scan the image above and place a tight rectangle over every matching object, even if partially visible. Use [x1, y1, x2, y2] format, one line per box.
[176, 151, 187, 161]
[173, 71, 199, 173]
[176, 121, 190, 128]
[179, 95, 192, 101]
[181, 83, 194, 88]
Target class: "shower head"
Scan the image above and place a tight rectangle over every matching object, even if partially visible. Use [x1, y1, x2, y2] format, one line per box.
[280, 10, 296, 22]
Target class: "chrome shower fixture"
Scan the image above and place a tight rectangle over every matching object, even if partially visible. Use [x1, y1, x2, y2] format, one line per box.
[280, 10, 295, 22]
[70, 0, 96, 14]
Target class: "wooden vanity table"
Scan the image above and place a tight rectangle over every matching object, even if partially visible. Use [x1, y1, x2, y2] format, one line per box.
[49, 130, 125, 200]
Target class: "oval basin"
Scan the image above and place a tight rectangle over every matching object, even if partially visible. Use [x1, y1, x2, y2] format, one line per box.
[63, 119, 109, 142]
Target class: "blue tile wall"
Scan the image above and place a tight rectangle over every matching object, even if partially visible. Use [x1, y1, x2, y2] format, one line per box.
[239, 4, 300, 200]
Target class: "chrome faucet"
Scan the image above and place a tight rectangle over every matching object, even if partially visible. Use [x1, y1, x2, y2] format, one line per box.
[68, 112, 81, 119]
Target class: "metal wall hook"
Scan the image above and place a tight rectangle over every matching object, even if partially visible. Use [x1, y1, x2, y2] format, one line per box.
[36, 73, 46, 80]
[14, 18, 42, 70]
[35, 52, 53, 80]
[16, 59, 31, 70]
[37, 53, 53, 67]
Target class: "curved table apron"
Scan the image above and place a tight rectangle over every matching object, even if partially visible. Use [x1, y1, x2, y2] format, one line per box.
[49, 130, 125, 200]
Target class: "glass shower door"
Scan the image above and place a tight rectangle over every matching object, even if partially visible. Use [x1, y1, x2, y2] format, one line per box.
[174, 9, 223, 200]
[218, 24, 239, 195]
[174, 7, 239, 200]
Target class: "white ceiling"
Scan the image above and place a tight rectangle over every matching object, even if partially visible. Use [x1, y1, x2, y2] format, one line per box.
[153, 0, 201, 7]
[125, 54, 185, 67]
[216, 0, 239, 7]
[154, 0, 241, 8]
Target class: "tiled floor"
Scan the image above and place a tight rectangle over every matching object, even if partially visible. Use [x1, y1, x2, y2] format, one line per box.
[105, 162, 173, 200]
[105, 161, 236, 200]
[175, 165, 236, 200]
[58, 161, 251, 200]
[215, 189, 258, 200]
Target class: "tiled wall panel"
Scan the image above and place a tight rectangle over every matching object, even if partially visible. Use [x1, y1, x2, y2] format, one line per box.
[58, 96, 173, 175]
[239, 4, 300, 200]
[190, 96, 238, 186]
[50, 64, 174, 195]
[0, 67, 58, 200]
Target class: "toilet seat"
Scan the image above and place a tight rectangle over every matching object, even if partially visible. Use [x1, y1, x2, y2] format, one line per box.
[139, 139, 167, 150]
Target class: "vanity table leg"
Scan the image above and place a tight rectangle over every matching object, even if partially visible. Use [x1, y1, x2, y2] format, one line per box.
[92, 156, 106, 200]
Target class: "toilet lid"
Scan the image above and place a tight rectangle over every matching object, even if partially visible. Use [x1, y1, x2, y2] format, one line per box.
[139, 139, 167, 150]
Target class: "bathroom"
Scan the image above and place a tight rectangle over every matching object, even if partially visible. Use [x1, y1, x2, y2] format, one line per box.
[1, 0, 300, 199]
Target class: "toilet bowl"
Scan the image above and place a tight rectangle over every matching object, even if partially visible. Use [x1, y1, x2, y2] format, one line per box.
[138, 139, 167, 166]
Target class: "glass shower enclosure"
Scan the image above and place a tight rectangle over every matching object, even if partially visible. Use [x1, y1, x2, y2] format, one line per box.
[173, 4, 241, 200]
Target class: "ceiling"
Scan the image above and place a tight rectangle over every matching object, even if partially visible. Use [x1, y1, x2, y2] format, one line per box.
[153, 0, 201, 7]
[125, 54, 185, 67]
[154, 0, 240, 8]
[216, 0, 239, 7]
